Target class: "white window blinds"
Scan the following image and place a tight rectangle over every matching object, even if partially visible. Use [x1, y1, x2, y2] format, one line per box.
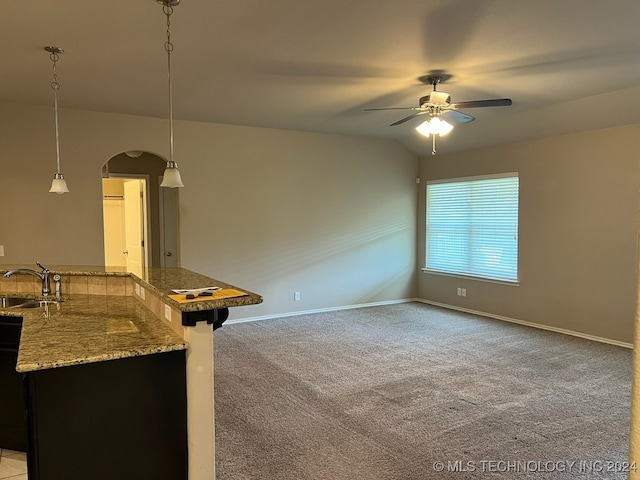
[426, 173, 519, 282]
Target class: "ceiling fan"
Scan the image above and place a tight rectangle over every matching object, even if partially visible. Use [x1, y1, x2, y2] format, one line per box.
[365, 74, 512, 154]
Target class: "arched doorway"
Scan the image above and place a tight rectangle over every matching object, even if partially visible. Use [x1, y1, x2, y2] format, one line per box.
[101, 151, 179, 270]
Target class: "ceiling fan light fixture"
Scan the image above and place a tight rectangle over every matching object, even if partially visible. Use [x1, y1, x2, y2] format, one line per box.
[415, 117, 454, 137]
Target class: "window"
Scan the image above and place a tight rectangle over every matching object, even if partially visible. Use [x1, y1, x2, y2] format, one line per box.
[425, 173, 519, 283]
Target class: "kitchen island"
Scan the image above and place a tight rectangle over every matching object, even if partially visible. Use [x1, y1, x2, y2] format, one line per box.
[0, 265, 262, 480]
[15, 294, 187, 372]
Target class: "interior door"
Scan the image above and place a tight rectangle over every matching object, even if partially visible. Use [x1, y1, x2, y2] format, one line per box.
[102, 197, 127, 267]
[123, 180, 145, 276]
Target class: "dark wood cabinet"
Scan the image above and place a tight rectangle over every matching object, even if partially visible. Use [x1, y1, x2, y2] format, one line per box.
[0, 315, 27, 452]
[26, 350, 188, 480]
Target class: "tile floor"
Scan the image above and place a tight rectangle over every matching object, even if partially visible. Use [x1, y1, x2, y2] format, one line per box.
[0, 449, 27, 479]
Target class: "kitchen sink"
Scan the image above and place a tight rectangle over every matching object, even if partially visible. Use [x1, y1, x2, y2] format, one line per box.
[1, 297, 44, 309]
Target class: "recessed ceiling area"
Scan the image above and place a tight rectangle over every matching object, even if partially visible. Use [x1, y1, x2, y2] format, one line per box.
[3, 0, 640, 156]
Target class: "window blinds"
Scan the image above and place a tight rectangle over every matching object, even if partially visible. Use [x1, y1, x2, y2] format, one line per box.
[426, 173, 519, 282]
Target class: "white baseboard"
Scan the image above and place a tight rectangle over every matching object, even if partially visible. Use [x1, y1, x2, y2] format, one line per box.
[225, 298, 416, 325]
[226, 297, 633, 349]
[415, 298, 633, 349]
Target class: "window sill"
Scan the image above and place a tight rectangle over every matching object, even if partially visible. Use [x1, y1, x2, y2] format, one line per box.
[421, 268, 520, 286]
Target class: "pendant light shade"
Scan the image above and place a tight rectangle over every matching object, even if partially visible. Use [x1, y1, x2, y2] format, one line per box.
[45, 46, 69, 194]
[49, 173, 69, 194]
[159, 0, 184, 188]
[160, 161, 184, 188]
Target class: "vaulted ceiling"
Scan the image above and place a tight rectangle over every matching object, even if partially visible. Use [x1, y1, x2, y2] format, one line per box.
[3, 0, 640, 156]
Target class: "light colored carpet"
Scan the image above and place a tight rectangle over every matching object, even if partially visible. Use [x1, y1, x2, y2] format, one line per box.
[214, 302, 632, 479]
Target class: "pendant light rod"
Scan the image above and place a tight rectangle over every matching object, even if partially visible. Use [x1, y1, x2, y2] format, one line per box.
[46, 46, 63, 173]
[165, 2, 174, 164]
[158, 0, 184, 188]
[45, 46, 69, 194]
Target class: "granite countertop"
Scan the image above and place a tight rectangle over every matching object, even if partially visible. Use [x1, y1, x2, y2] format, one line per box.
[133, 267, 263, 311]
[0, 265, 262, 373]
[0, 265, 263, 312]
[0, 295, 187, 373]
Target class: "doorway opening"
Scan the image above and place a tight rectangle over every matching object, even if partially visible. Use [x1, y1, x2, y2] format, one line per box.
[102, 177, 149, 275]
[101, 152, 179, 270]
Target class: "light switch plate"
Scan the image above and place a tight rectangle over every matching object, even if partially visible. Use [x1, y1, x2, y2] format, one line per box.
[140, 287, 146, 300]
[0, 245, 4, 256]
[164, 304, 172, 322]
[135, 283, 140, 296]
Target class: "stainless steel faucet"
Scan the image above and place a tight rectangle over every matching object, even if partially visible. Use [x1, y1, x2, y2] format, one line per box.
[3, 262, 52, 297]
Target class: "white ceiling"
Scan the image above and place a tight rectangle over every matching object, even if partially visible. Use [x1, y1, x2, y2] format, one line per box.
[3, 0, 640, 156]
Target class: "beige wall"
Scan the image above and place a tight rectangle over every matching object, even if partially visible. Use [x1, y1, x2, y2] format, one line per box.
[418, 125, 640, 344]
[0, 101, 418, 318]
[178, 123, 418, 318]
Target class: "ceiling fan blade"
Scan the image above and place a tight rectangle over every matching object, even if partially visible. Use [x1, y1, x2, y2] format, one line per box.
[443, 110, 475, 124]
[364, 107, 418, 111]
[451, 98, 512, 109]
[390, 111, 428, 126]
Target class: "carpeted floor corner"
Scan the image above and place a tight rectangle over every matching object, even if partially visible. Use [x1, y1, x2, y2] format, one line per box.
[214, 302, 632, 479]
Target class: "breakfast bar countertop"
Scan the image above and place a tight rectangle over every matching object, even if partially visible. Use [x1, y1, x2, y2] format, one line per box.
[133, 267, 263, 311]
[0, 265, 263, 373]
[0, 265, 264, 312]
[1, 294, 188, 373]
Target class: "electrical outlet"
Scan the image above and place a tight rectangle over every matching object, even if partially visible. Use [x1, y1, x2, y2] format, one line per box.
[140, 287, 146, 300]
[0, 245, 4, 256]
[294, 291, 301, 301]
[135, 283, 140, 296]
[457, 288, 462, 296]
[164, 304, 172, 322]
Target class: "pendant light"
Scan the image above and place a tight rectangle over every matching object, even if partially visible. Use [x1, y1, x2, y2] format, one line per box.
[46, 46, 69, 194]
[158, 0, 184, 188]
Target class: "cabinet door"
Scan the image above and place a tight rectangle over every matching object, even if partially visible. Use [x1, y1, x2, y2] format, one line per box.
[0, 315, 27, 452]
[0, 348, 27, 452]
[27, 350, 188, 480]
[0, 316, 22, 348]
